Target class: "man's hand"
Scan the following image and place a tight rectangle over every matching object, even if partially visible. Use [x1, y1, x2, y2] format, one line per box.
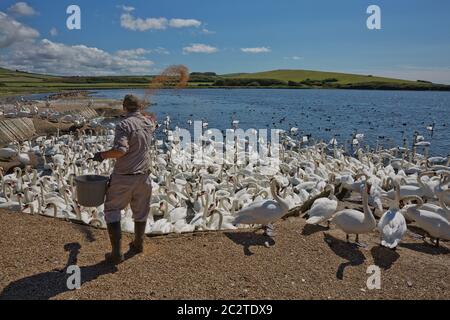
[90, 152, 104, 162]
[143, 112, 156, 123]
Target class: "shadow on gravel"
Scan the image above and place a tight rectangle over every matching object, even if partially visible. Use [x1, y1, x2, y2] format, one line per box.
[301, 224, 328, 236]
[224, 232, 275, 256]
[323, 233, 366, 280]
[400, 242, 450, 255]
[0, 242, 117, 300]
[70, 223, 96, 243]
[370, 246, 400, 270]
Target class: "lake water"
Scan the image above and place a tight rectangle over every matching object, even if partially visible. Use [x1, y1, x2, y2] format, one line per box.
[34, 89, 450, 156]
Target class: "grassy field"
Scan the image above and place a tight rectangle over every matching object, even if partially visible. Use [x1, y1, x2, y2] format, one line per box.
[1, 67, 449, 97]
[223, 69, 416, 84]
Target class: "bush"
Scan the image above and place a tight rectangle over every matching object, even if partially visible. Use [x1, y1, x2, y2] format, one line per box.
[300, 78, 324, 86]
[417, 80, 432, 84]
[213, 78, 286, 87]
[190, 72, 217, 76]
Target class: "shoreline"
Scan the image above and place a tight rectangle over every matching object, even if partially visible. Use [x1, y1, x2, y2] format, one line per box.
[3, 84, 450, 99]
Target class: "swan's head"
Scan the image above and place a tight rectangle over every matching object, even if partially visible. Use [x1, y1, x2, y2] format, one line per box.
[359, 181, 369, 194]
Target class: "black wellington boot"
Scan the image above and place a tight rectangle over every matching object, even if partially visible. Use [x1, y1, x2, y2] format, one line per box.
[129, 221, 146, 254]
[105, 222, 124, 264]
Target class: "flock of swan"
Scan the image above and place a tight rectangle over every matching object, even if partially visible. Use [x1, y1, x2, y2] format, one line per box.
[1, 102, 88, 126]
[0, 114, 449, 250]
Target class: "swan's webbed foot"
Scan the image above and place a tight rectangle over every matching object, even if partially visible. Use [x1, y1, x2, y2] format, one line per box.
[346, 234, 350, 243]
[263, 224, 274, 237]
[435, 238, 440, 248]
[354, 234, 368, 248]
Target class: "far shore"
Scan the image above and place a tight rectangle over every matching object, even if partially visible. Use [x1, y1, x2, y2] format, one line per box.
[3, 84, 450, 100]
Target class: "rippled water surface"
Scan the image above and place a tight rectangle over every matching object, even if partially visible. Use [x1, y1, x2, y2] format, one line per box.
[35, 89, 450, 156]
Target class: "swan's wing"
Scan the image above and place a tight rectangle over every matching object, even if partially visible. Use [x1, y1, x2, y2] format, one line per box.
[233, 200, 280, 225]
[306, 199, 338, 224]
[332, 209, 365, 226]
[169, 207, 187, 222]
[379, 211, 407, 248]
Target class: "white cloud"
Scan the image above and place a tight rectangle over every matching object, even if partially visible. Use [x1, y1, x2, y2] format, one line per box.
[153, 47, 170, 55]
[119, 5, 135, 12]
[201, 28, 216, 35]
[284, 55, 303, 60]
[49, 27, 58, 37]
[120, 13, 203, 31]
[116, 47, 170, 58]
[182, 43, 218, 54]
[7, 2, 37, 16]
[169, 18, 201, 28]
[1, 39, 154, 76]
[116, 48, 150, 59]
[0, 11, 39, 48]
[241, 47, 271, 53]
[120, 13, 167, 31]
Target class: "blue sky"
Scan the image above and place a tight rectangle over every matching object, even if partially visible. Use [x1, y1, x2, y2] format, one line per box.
[1, 0, 450, 83]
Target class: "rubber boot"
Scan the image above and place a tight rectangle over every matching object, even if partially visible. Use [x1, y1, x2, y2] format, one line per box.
[129, 221, 146, 254]
[105, 222, 124, 264]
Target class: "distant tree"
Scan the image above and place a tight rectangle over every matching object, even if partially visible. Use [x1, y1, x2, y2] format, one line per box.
[190, 72, 217, 76]
[214, 79, 225, 86]
[417, 80, 432, 84]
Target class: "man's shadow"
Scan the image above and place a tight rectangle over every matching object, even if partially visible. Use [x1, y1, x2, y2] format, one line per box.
[0, 243, 117, 300]
[224, 232, 275, 256]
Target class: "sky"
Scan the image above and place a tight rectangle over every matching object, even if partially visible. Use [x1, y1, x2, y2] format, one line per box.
[1, 0, 450, 83]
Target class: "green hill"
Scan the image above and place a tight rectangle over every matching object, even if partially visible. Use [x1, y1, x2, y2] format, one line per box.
[0, 67, 155, 97]
[1, 67, 449, 97]
[222, 69, 414, 85]
[219, 69, 450, 90]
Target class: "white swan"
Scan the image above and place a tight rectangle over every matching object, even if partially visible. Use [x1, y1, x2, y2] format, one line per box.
[306, 184, 338, 227]
[404, 196, 450, 247]
[332, 183, 377, 243]
[233, 179, 290, 234]
[378, 182, 407, 249]
[0, 193, 23, 212]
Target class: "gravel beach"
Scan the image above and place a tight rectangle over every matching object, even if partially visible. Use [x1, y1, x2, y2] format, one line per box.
[0, 207, 448, 300]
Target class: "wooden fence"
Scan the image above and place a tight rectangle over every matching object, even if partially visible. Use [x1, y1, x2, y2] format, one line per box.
[0, 118, 36, 146]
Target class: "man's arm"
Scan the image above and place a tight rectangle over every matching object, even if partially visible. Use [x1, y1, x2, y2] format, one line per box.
[100, 149, 126, 160]
[92, 124, 129, 162]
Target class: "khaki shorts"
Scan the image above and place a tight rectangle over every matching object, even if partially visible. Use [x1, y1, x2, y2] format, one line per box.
[104, 173, 152, 223]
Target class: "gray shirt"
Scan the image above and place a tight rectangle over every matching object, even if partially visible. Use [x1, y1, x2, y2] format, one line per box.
[112, 112, 154, 175]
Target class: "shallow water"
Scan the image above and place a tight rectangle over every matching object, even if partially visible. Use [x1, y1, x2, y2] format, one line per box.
[32, 89, 450, 156]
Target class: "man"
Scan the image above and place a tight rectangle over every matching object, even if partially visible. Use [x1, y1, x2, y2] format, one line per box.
[92, 94, 155, 264]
